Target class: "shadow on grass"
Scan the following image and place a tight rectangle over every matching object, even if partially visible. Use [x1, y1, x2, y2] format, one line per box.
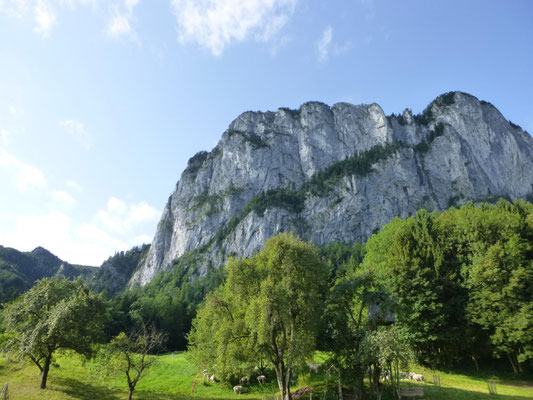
[55, 377, 182, 400]
[53, 377, 122, 400]
[410, 385, 533, 400]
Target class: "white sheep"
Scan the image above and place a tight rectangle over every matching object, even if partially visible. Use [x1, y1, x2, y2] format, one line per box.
[308, 363, 320, 373]
[233, 385, 244, 394]
[409, 373, 424, 382]
[257, 375, 266, 384]
[240, 376, 249, 384]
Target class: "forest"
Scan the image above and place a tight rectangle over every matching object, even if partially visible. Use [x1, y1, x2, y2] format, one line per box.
[0, 199, 532, 399]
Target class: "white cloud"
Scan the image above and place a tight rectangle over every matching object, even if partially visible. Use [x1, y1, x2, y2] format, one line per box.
[59, 119, 93, 150]
[0, 129, 11, 146]
[8, 105, 25, 118]
[0, 195, 159, 265]
[66, 179, 83, 193]
[50, 189, 77, 209]
[0, 148, 48, 191]
[171, 0, 298, 56]
[0, 147, 157, 265]
[95, 196, 159, 235]
[317, 25, 332, 62]
[316, 25, 351, 63]
[107, 0, 139, 40]
[33, 0, 56, 36]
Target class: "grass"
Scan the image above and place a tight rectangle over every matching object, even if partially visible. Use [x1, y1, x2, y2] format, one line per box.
[0, 352, 531, 399]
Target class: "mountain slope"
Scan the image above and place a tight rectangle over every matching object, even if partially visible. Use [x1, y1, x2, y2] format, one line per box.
[132, 92, 533, 285]
[0, 246, 96, 302]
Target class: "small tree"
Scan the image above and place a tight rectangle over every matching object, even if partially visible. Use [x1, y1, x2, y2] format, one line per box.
[106, 325, 167, 400]
[2, 277, 107, 389]
[188, 233, 329, 400]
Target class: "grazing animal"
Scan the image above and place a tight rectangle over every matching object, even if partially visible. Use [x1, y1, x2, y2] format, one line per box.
[257, 375, 267, 384]
[409, 373, 424, 382]
[399, 371, 409, 379]
[233, 385, 244, 394]
[308, 364, 320, 373]
[240, 376, 249, 384]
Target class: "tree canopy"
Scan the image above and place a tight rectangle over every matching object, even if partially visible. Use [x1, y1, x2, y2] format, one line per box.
[188, 233, 329, 400]
[2, 277, 107, 388]
[362, 200, 533, 372]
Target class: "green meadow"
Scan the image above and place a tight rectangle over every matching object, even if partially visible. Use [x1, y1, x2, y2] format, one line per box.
[0, 352, 531, 400]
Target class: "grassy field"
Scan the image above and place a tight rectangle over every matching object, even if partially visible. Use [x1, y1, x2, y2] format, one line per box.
[0, 352, 532, 400]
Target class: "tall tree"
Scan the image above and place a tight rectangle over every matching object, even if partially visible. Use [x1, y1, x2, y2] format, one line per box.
[188, 233, 329, 400]
[2, 277, 107, 389]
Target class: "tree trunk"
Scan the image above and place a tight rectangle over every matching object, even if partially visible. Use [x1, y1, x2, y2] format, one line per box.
[40, 355, 51, 389]
[507, 352, 519, 374]
[128, 388, 134, 400]
[274, 364, 291, 400]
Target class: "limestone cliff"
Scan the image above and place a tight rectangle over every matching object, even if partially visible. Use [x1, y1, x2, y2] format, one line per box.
[131, 92, 533, 285]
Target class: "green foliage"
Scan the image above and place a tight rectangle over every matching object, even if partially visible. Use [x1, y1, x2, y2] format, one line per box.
[320, 241, 365, 279]
[227, 129, 269, 149]
[278, 107, 300, 119]
[184, 151, 209, 176]
[509, 120, 522, 130]
[363, 199, 533, 372]
[91, 244, 150, 296]
[108, 251, 224, 351]
[2, 277, 107, 388]
[242, 188, 304, 217]
[98, 326, 167, 400]
[414, 105, 434, 125]
[188, 233, 329, 400]
[414, 92, 455, 125]
[413, 122, 446, 153]
[301, 142, 406, 197]
[435, 91, 456, 107]
[0, 246, 96, 303]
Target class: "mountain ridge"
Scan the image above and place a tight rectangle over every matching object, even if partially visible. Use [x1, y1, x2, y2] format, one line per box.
[131, 91, 533, 286]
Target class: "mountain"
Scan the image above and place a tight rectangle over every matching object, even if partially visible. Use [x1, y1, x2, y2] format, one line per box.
[0, 246, 97, 303]
[89, 244, 150, 296]
[131, 91, 533, 286]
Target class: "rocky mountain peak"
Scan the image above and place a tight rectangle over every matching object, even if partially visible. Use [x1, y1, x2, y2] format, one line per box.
[131, 92, 533, 286]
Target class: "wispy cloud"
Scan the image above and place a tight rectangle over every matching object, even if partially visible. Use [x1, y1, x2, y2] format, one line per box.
[66, 179, 83, 193]
[317, 25, 333, 62]
[1, 0, 138, 39]
[59, 119, 93, 150]
[0, 148, 48, 191]
[0, 151, 159, 264]
[171, 0, 298, 56]
[33, 0, 56, 36]
[8, 105, 25, 118]
[0, 129, 11, 146]
[316, 25, 352, 63]
[107, 0, 140, 41]
[94, 196, 159, 236]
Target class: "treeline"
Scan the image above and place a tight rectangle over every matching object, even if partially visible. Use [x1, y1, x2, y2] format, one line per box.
[186, 200, 533, 399]
[98, 198, 533, 372]
[0, 199, 531, 395]
[363, 199, 533, 373]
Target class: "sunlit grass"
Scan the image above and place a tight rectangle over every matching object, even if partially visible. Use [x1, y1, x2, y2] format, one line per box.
[0, 352, 531, 399]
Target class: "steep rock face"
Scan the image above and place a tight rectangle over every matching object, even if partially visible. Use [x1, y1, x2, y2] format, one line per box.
[132, 92, 533, 285]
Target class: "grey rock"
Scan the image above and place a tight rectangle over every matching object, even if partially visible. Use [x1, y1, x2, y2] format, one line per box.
[131, 92, 533, 286]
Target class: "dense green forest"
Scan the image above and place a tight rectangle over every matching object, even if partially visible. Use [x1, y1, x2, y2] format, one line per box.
[0, 199, 532, 398]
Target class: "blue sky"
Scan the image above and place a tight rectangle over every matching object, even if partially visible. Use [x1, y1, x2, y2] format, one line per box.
[1, 0, 532, 265]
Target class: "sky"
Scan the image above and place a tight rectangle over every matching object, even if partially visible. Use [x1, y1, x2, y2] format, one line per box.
[0, 0, 532, 266]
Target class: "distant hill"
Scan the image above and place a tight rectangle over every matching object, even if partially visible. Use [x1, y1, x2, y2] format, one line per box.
[0, 246, 97, 303]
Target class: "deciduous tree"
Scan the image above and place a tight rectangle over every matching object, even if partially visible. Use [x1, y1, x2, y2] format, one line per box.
[3, 277, 107, 389]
